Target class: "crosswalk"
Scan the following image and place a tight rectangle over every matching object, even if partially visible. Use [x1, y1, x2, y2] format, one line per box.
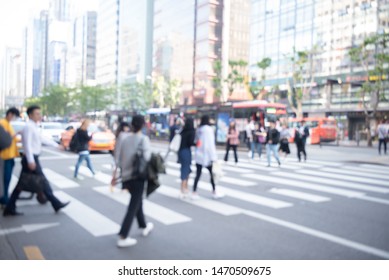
[6, 152, 389, 259]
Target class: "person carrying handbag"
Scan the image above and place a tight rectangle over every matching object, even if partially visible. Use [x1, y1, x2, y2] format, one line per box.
[115, 115, 153, 248]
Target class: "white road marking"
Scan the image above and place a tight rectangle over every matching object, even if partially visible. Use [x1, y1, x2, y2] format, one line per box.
[158, 185, 243, 215]
[359, 164, 388, 172]
[181, 179, 293, 209]
[54, 191, 120, 237]
[43, 169, 80, 189]
[343, 166, 389, 175]
[94, 187, 191, 225]
[243, 174, 365, 197]
[296, 169, 389, 187]
[69, 166, 111, 184]
[320, 167, 389, 181]
[269, 188, 331, 203]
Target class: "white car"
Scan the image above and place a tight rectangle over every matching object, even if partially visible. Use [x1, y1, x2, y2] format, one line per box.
[40, 122, 65, 144]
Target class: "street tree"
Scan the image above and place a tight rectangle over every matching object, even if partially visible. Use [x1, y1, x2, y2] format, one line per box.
[74, 85, 115, 114]
[226, 60, 248, 98]
[212, 60, 224, 101]
[37, 85, 74, 116]
[249, 57, 272, 100]
[349, 32, 389, 146]
[286, 47, 317, 118]
[121, 82, 154, 112]
[153, 76, 181, 109]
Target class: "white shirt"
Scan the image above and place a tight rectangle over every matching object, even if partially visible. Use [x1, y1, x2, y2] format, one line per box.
[23, 120, 59, 164]
[245, 121, 255, 141]
[377, 124, 388, 139]
[195, 125, 217, 166]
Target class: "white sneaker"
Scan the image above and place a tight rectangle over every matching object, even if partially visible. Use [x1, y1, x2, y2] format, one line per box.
[213, 192, 225, 199]
[191, 193, 200, 200]
[142, 222, 154, 237]
[247, 151, 251, 158]
[117, 237, 137, 248]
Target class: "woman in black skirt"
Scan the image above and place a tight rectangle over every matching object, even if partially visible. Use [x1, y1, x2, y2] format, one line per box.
[279, 123, 291, 161]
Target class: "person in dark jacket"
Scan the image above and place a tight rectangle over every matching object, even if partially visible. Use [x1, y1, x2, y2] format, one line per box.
[266, 121, 281, 167]
[178, 118, 195, 199]
[74, 119, 96, 179]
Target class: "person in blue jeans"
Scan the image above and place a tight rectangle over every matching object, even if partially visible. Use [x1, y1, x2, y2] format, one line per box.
[251, 122, 266, 160]
[266, 121, 281, 167]
[74, 119, 96, 179]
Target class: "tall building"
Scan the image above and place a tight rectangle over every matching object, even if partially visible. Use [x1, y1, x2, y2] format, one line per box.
[96, 0, 120, 87]
[49, 0, 74, 21]
[153, 0, 196, 105]
[249, 0, 389, 139]
[73, 11, 97, 85]
[118, 0, 154, 85]
[0, 48, 23, 109]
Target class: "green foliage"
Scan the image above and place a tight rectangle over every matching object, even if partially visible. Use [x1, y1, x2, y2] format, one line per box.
[226, 60, 248, 96]
[75, 85, 115, 114]
[153, 76, 182, 109]
[212, 60, 223, 98]
[121, 82, 154, 112]
[250, 57, 272, 99]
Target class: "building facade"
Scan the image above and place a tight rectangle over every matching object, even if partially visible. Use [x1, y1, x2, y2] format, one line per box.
[249, 0, 389, 139]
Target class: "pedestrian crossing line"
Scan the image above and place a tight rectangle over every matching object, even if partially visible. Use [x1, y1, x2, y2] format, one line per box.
[69, 166, 112, 184]
[242, 210, 389, 259]
[102, 164, 114, 171]
[272, 172, 389, 194]
[231, 161, 279, 172]
[356, 195, 389, 206]
[280, 161, 323, 168]
[158, 185, 243, 215]
[320, 167, 389, 181]
[42, 169, 80, 189]
[93, 187, 192, 225]
[8, 174, 18, 193]
[239, 159, 301, 170]
[269, 188, 331, 203]
[167, 167, 257, 187]
[306, 160, 343, 167]
[53, 191, 120, 237]
[343, 166, 389, 175]
[296, 169, 389, 188]
[359, 164, 388, 172]
[243, 174, 365, 198]
[219, 164, 254, 174]
[180, 179, 293, 209]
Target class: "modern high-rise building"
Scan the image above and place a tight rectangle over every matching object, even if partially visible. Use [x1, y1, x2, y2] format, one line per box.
[153, 0, 196, 105]
[118, 0, 154, 85]
[96, 0, 120, 87]
[0, 48, 23, 109]
[73, 11, 97, 84]
[249, 0, 389, 139]
[49, 0, 74, 21]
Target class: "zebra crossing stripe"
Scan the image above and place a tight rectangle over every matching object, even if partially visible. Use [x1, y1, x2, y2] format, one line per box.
[43, 169, 79, 189]
[356, 195, 389, 206]
[239, 159, 301, 170]
[220, 165, 254, 173]
[272, 172, 389, 194]
[53, 191, 120, 237]
[343, 166, 389, 175]
[93, 187, 192, 225]
[158, 185, 243, 215]
[360, 164, 388, 172]
[269, 188, 331, 203]
[306, 160, 343, 167]
[296, 169, 389, 187]
[180, 179, 293, 209]
[320, 167, 389, 181]
[281, 161, 323, 168]
[70, 166, 112, 184]
[243, 174, 365, 197]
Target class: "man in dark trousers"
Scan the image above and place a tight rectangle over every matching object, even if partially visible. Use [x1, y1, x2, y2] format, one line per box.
[295, 120, 309, 162]
[3, 105, 70, 216]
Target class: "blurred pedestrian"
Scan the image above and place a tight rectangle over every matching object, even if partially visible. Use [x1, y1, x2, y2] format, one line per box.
[295, 120, 309, 162]
[279, 123, 291, 161]
[224, 120, 239, 164]
[266, 121, 281, 167]
[245, 118, 255, 158]
[3, 105, 70, 216]
[192, 115, 224, 199]
[377, 119, 387, 155]
[0, 126, 12, 209]
[251, 122, 266, 161]
[0, 107, 20, 207]
[73, 119, 96, 179]
[178, 118, 195, 199]
[116, 115, 153, 247]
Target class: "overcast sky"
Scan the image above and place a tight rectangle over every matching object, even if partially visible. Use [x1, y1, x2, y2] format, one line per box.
[0, 0, 98, 59]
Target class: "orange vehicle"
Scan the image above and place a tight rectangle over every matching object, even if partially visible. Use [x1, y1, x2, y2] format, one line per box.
[61, 122, 115, 152]
[288, 117, 337, 144]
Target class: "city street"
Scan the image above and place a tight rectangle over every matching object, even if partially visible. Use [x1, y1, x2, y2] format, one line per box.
[0, 142, 388, 260]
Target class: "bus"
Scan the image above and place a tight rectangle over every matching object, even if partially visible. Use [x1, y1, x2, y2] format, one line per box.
[288, 117, 337, 144]
[146, 108, 171, 139]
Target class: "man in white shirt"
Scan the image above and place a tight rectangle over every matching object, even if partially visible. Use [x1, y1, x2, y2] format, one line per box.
[245, 118, 255, 158]
[3, 105, 70, 216]
[377, 119, 388, 155]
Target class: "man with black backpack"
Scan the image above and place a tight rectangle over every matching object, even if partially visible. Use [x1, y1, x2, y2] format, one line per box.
[266, 121, 281, 167]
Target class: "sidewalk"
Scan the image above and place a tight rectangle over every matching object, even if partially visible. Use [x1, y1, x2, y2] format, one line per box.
[0, 222, 17, 259]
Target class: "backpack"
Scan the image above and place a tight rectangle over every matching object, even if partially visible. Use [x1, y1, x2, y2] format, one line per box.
[304, 126, 310, 137]
[69, 132, 79, 152]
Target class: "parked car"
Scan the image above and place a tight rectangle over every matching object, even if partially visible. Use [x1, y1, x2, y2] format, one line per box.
[40, 122, 65, 144]
[61, 122, 115, 152]
[10, 121, 26, 155]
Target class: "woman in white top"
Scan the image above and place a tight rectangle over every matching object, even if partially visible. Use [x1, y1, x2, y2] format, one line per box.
[192, 115, 224, 199]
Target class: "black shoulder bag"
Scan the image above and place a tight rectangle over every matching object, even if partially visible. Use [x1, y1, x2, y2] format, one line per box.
[131, 136, 148, 180]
